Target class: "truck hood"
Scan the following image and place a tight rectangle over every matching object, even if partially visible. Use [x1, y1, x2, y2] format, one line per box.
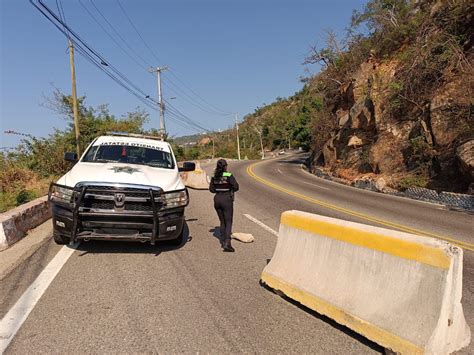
[56, 162, 184, 192]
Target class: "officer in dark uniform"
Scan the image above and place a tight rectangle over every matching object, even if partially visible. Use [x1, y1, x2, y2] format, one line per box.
[209, 159, 239, 252]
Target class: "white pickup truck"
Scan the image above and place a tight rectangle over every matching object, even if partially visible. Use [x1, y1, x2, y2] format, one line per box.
[48, 133, 195, 245]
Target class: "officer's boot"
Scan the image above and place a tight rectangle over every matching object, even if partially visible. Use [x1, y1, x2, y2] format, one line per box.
[223, 238, 235, 252]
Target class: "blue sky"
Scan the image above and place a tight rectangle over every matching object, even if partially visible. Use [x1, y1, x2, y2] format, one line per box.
[1, 0, 366, 148]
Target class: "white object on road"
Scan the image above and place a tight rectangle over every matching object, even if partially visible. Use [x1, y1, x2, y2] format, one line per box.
[0, 244, 77, 353]
[261, 210, 471, 354]
[243, 214, 278, 237]
[232, 232, 255, 243]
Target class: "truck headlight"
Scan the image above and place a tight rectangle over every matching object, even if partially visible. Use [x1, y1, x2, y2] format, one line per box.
[161, 190, 188, 209]
[49, 184, 74, 204]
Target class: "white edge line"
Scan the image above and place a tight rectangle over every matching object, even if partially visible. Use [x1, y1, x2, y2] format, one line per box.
[243, 214, 278, 237]
[0, 243, 78, 353]
[298, 164, 447, 208]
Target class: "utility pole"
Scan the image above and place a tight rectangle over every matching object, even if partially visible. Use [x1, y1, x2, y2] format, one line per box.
[253, 124, 265, 160]
[149, 66, 168, 135]
[68, 40, 81, 157]
[212, 136, 215, 159]
[235, 113, 241, 160]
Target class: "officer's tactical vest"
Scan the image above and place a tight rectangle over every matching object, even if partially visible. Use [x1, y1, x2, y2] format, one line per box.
[214, 172, 232, 192]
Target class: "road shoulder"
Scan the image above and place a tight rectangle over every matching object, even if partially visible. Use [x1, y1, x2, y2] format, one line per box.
[0, 220, 54, 281]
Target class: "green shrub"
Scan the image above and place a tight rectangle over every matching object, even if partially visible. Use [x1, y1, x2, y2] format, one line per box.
[398, 175, 428, 190]
[15, 190, 38, 205]
[0, 192, 17, 213]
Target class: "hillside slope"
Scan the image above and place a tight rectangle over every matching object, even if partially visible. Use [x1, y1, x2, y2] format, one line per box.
[239, 0, 473, 193]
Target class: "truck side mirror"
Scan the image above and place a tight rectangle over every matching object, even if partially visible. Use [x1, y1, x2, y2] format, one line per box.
[178, 162, 195, 172]
[64, 152, 78, 163]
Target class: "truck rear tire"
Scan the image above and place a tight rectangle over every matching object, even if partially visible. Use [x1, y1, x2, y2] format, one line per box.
[53, 231, 70, 245]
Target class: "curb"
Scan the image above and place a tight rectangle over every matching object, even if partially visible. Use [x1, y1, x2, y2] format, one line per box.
[0, 196, 51, 252]
[305, 166, 473, 211]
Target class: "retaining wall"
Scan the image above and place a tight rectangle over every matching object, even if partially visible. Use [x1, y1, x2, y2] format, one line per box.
[0, 197, 51, 251]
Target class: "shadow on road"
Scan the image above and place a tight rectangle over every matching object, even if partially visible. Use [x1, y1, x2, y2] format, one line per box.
[74, 223, 191, 256]
[209, 227, 224, 247]
[259, 281, 385, 354]
[277, 153, 309, 166]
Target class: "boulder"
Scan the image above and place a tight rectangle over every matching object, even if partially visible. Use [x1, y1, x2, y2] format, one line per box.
[352, 176, 377, 191]
[369, 60, 398, 130]
[456, 140, 474, 179]
[322, 137, 337, 167]
[409, 120, 433, 146]
[328, 130, 354, 166]
[430, 78, 471, 146]
[352, 61, 374, 103]
[347, 136, 364, 148]
[337, 109, 350, 127]
[385, 120, 416, 140]
[375, 177, 387, 192]
[369, 132, 406, 174]
[349, 99, 375, 131]
[430, 109, 465, 146]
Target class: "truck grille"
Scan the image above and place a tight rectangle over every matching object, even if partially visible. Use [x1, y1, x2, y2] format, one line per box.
[78, 184, 162, 214]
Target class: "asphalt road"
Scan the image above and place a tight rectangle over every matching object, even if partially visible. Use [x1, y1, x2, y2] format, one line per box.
[1, 153, 473, 353]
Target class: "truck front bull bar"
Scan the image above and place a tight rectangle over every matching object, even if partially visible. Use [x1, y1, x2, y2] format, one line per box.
[149, 188, 158, 245]
[69, 185, 160, 244]
[71, 186, 87, 243]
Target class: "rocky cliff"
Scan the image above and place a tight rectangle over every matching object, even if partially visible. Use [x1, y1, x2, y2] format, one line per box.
[309, 1, 473, 193]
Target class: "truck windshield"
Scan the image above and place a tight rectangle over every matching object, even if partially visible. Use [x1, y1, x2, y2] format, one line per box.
[82, 144, 175, 169]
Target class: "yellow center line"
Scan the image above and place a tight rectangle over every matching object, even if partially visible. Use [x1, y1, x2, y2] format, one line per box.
[246, 160, 474, 252]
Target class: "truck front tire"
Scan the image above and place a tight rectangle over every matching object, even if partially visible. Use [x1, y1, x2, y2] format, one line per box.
[169, 228, 185, 246]
[53, 231, 71, 245]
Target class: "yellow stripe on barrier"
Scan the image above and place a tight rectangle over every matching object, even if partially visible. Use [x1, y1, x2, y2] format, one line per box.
[281, 212, 451, 269]
[261, 272, 424, 354]
[246, 161, 474, 252]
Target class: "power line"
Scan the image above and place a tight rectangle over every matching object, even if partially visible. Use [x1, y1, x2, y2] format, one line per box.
[166, 107, 208, 132]
[38, 0, 153, 99]
[30, 0, 157, 110]
[88, 0, 153, 69]
[31, 0, 215, 135]
[166, 111, 208, 133]
[78, 0, 149, 71]
[167, 69, 232, 116]
[165, 101, 211, 132]
[162, 77, 232, 116]
[116, 0, 162, 64]
[115, 0, 232, 117]
[55, 0, 70, 39]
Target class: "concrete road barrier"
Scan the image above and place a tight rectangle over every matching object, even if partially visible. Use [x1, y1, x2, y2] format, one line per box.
[261, 210, 470, 354]
[0, 196, 51, 251]
[180, 161, 210, 190]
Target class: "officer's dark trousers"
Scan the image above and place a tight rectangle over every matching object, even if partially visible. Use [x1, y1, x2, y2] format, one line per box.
[214, 192, 233, 245]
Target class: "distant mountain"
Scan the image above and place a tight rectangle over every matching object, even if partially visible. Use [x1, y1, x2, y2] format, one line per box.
[171, 133, 206, 146]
